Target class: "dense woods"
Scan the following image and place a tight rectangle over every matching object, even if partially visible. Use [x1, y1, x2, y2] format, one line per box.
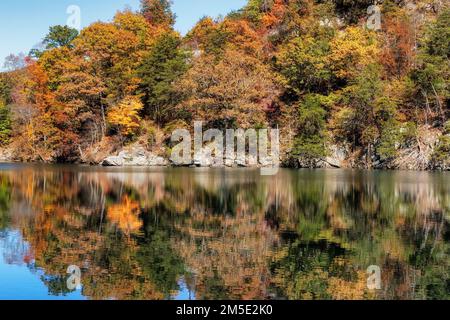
[0, 0, 449, 169]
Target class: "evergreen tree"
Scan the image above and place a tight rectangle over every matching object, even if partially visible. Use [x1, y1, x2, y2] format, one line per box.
[293, 95, 327, 165]
[138, 33, 189, 123]
[0, 105, 12, 145]
[30, 25, 78, 58]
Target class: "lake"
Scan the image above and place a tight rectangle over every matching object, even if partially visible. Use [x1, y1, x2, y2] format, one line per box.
[0, 164, 449, 300]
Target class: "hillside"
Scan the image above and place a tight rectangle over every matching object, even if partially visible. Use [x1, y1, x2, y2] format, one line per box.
[0, 0, 449, 170]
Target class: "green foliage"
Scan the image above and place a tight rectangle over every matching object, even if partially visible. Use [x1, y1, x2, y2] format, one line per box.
[30, 25, 78, 58]
[44, 25, 79, 49]
[0, 178, 11, 229]
[444, 121, 450, 135]
[377, 120, 401, 161]
[0, 75, 12, 106]
[341, 64, 383, 147]
[374, 97, 401, 160]
[426, 8, 450, 58]
[138, 33, 190, 123]
[276, 34, 333, 97]
[203, 26, 231, 56]
[432, 136, 450, 165]
[244, 0, 273, 24]
[401, 122, 418, 145]
[293, 95, 327, 162]
[412, 8, 450, 123]
[0, 105, 12, 146]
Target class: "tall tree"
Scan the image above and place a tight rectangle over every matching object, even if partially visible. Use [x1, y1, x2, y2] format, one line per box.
[176, 49, 277, 129]
[141, 0, 175, 27]
[0, 105, 11, 145]
[30, 25, 79, 58]
[138, 32, 189, 123]
[43, 25, 79, 49]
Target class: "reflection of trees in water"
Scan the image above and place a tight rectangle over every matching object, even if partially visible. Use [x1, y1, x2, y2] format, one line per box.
[0, 168, 448, 300]
[0, 231, 31, 266]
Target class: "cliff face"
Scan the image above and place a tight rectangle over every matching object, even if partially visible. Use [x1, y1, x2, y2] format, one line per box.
[296, 126, 450, 171]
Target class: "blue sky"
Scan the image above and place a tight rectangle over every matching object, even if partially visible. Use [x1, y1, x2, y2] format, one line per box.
[0, 0, 247, 67]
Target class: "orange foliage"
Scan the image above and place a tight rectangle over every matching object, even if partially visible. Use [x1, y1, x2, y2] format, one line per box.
[107, 195, 143, 235]
[380, 15, 416, 78]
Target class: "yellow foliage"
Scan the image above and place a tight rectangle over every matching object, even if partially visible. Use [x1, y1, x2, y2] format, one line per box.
[328, 27, 380, 80]
[107, 96, 143, 137]
[327, 272, 368, 300]
[107, 195, 143, 235]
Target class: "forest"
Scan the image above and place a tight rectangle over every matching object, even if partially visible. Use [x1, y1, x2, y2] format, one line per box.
[0, 0, 449, 169]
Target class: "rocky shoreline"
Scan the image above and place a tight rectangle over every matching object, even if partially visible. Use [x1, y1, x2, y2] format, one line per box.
[1, 133, 449, 171]
[98, 143, 449, 171]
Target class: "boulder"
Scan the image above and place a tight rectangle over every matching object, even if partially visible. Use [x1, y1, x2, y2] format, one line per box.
[102, 146, 168, 167]
[102, 156, 124, 166]
[298, 145, 348, 169]
[193, 150, 213, 167]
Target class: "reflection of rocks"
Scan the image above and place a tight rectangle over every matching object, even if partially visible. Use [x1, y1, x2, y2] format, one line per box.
[102, 147, 168, 167]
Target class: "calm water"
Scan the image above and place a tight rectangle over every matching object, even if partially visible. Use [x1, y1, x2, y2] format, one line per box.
[0, 164, 449, 300]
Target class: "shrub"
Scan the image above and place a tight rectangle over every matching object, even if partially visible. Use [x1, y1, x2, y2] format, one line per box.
[293, 95, 327, 162]
[0, 105, 12, 146]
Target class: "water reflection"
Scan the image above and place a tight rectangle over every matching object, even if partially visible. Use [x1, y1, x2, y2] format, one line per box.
[0, 165, 448, 300]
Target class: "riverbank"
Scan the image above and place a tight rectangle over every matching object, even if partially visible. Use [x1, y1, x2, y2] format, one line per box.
[1, 124, 449, 171]
[1, 143, 449, 171]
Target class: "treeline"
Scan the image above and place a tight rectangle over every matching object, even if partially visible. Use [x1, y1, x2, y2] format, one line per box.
[0, 0, 449, 168]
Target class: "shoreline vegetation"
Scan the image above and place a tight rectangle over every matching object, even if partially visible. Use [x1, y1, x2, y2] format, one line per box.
[0, 1, 449, 170]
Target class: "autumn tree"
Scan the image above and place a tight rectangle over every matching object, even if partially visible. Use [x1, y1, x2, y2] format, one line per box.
[3, 53, 27, 71]
[276, 32, 334, 98]
[328, 26, 379, 84]
[380, 11, 416, 78]
[54, 13, 149, 147]
[176, 49, 278, 129]
[23, 62, 78, 161]
[141, 0, 175, 28]
[107, 96, 143, 139]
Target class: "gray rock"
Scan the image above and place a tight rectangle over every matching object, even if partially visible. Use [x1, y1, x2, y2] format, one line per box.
[260, 156, 276, 167]
[323, 156, 341, 168]
[102, 156, 124, 166]
[224, 154, 236, 167]
[298, 145, 348, 169]
[102, 146, 168, 167]
[193, 150, 213, 167]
